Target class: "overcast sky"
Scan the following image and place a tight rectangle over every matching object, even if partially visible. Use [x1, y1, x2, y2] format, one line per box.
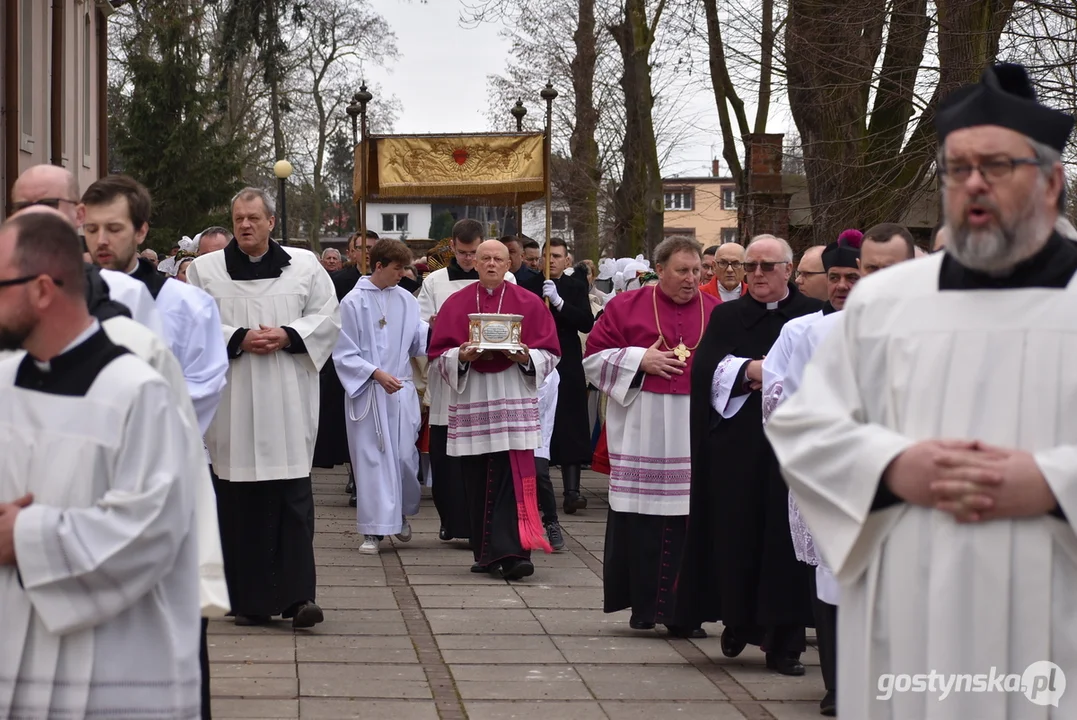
[363, 0, 734, 179]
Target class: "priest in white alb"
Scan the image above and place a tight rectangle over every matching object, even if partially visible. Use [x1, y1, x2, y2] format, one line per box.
[766, 63, 1077, 719]
[0, 212, 201, 720]
[428, 240, 558, 580]
[333, 239, 428, 555]
[187, 187, 340, 629]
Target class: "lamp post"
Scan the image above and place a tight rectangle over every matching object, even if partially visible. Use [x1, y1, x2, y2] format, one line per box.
[346, 83, 373, 273]
[510, 99, 527, 238]
[540, 81, 557, 280]
[273, 159, 293, 245]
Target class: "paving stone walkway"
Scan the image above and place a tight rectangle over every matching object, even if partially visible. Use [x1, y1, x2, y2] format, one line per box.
[208, 468, 827, 719]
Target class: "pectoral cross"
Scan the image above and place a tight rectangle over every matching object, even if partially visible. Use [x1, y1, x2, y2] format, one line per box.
[379, 317, 387, 328]
[673, 342, 690, 361]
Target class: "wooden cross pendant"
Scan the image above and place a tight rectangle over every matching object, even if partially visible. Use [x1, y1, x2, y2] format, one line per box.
[673, 342, 690, 361]
[378, 317, 387, 328]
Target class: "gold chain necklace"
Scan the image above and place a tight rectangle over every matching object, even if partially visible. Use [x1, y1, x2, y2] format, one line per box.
[652, 286, 705, 361]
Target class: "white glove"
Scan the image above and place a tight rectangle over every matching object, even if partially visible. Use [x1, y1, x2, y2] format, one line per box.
[542, 279, 564, 309]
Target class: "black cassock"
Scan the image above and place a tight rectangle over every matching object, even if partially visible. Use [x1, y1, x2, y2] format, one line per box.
[312, 266, 361, 468]
[677, 284, 821, 647]
[549, 273, 595, 466]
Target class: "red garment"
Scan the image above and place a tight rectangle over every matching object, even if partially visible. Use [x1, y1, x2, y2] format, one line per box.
[591, 425, 610, 475]
[700, 277, 747, 302]
[428, 280, 561, 369]
[585, 285, 718, 396]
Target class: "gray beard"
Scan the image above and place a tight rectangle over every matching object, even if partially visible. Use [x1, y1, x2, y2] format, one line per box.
[947, 199, 1052, 276]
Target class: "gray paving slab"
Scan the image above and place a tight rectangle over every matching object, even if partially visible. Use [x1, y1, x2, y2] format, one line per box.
[209, 470, 827, 719]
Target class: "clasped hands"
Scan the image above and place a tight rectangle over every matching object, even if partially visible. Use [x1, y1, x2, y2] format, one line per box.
[240, 325, 291, 354]
[0, 493, 33, 566]
[885, 440, 1058, 523]
[459, 342, 530, 365]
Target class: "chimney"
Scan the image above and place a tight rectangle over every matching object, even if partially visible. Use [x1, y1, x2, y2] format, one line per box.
[712, 159, 721, 177]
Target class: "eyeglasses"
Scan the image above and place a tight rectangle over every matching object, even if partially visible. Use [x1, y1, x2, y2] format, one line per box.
[795, 269, 826, 279]
[743, 261, 790, 274]
[10, 198, 79, 212]
[0, 274, 64, 289]
[716, 260, 742, 270]
[938, 157, 1042, 186]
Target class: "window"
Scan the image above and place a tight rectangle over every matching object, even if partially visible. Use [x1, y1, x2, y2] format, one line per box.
[551, 211, 568, 231]
[664, 189, 693, 211]
[721, 186, 736, 210]
[382, 213, 408, 232]
[83, 14, 91, 165]
[721, 228, 738, 244]
[20, 0, 34, 149]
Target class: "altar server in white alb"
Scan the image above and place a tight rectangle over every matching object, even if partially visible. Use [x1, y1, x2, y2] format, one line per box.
[81, 175, 229, 433]
[767, 63, 1077, 719]
[0, 212, 201, 719]
[188, 187, 340, 629]
[10, 164, 164, 337]
[334, 239, 428, 555]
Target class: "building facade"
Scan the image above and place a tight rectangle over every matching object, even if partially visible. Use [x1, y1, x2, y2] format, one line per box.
[1, 0, 116, 220]
[661, 163, 739, 248]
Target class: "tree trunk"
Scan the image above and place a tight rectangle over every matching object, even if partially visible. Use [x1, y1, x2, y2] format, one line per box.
[567, 0, 601, 261]
[610, 0, 664, 258]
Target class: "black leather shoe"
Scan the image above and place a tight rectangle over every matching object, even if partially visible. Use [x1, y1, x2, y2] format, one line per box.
[629, 616, 656, 630]
[766, 653, 806, 676]
[345, 476, 356, 495]
[820, 689, 836, 716]
[721, 626, 746, 657]
[291, 601, 324, 629]
[348, 493, 357, 508]
[439, 527, 453, 542]
[666, 625, 707, 639]
[500, 559, 535, 581]
[233, 614, 271, 626]
[470, 562, 493, 573]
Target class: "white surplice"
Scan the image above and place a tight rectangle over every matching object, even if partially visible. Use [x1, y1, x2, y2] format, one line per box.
[100, 268, 165, 337]
[187, 248, 341, 482]
[0, 335, 201, 720]
[536, 369, 560, 460]
[434, 346, 556, 457]
[153, 279, 230, 434]
[766, 253, 1077, 719]
[102, 315, 230, 616]
[333, 279, 428, 536]
[582, 348, 692, 516]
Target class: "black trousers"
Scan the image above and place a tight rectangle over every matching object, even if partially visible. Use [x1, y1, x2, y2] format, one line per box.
[211, 473, 317, 617]
[428, 425, 471, 538]
[200, 618, 211, 719]
[810, 571, 838, 691]
[460, 452, 529, 567]
[535, 457, 558, 524]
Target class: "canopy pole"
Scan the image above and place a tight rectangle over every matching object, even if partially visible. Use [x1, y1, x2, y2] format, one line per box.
[540, 82, 558, 285]
[356, 84, 373, 274]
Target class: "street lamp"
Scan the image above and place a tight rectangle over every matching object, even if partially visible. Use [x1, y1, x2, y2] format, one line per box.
[273, 159, 293, 245]
[510, 100, 527, 236]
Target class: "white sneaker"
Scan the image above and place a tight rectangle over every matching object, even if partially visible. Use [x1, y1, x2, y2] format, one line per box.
[395, 518, 413, 543]
[359, 535, 380, 554]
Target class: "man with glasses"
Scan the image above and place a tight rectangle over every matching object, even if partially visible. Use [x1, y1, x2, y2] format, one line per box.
[679, 233, 822, 676]
[417, 219, 518, 542]
[767, 63, 1077, 719]
[11, 165, 164, 337]
[793, 245, 828, 301]
[701, 242, 748, 302]
[701, 245, 718, 286]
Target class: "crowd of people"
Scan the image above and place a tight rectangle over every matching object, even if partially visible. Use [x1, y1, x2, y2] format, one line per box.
[1, 61, 1076, 720]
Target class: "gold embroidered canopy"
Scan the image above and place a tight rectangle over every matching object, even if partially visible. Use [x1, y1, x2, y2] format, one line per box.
[353, 132, 546, 206]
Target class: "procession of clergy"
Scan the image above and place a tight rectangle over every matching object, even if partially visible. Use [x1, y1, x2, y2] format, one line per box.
[2, 61, 1077, 720]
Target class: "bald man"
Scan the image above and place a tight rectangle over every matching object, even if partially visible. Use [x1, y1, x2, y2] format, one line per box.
[793, 245, 827, 301]
[426, 239, 562, 579]
[701, 242, 748, 302]
[11, 165, 164, 337]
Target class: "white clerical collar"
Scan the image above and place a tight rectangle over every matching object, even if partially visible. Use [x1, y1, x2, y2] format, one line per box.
[248, 250, 267, 263]
[34, 319, 100, 372]
[483, 283, 504, 295]
[765, 288, 790, 310]
[718, 284, 742, 302]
